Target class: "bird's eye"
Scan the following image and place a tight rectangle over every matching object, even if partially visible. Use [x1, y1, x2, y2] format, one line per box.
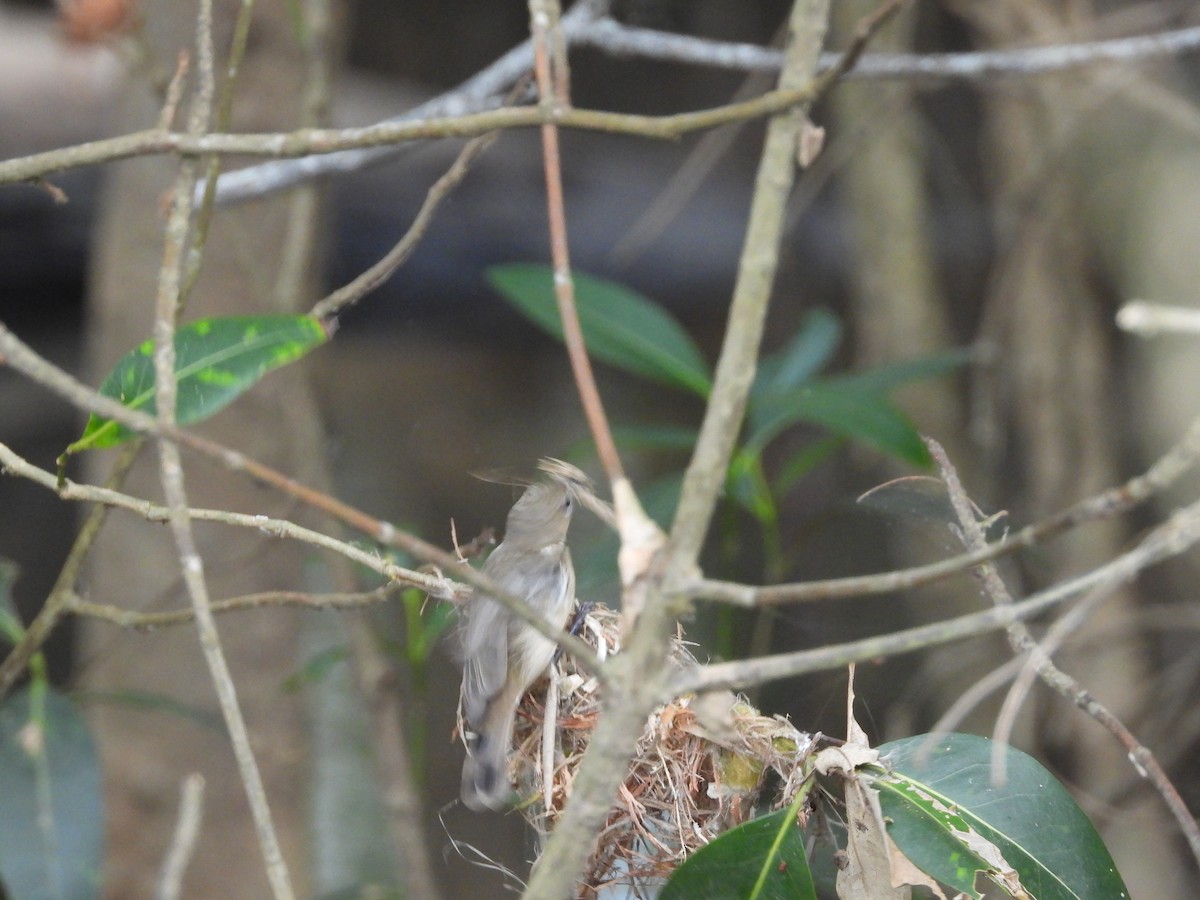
[564, 497, 572, 509]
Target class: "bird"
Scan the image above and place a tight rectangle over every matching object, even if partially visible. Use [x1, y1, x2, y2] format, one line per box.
[458, 461, 584, 811]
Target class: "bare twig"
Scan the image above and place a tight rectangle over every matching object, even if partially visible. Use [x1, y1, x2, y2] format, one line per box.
[927, 438, 1200, 870]
[179, 0, 258, 303]
[156, 773, 206, 900]
[693, 415, 1200, 606]
[70, 586, 403, 629]
[0, 443, 139, 699]
[527, 0, 623, 488]
[0, 440, 600, 677]
[149, 3, 295, 897]
[207, 0, 610, 205]
[675, 498, 1200, 695]
[0, 79, 872, 185]
[1117, 300, 1200, 336]
[310, 130, 500, 320]
[665, 0, 879, 576]
[0, 441, 454, 595]
[522, 2, 834, 896]
[578, 19, 1200, 81]
[0, 317, 609, 667]
[207, 17, 1200, 207]
[156, 52, 190, 131]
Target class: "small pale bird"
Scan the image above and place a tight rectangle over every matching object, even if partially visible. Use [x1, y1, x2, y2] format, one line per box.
[459, 461, 583, 811]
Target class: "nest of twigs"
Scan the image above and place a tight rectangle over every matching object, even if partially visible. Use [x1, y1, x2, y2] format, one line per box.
[508, 603, 811, 897]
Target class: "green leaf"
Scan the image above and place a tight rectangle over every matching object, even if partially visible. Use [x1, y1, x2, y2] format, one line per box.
[753, 309, 842, 398]
[0, 687, 104, 900]
[876, 733, 1128, 900]
[661, 809, 815, 900]
[68, 314, 329, 453]
[488, 264, 711, 396]
[748, 383, 930, 466]
[746, 348, 968, 465]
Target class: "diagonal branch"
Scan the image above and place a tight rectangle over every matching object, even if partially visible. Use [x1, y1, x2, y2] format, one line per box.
[148, 4, 296, 898]
[0, 439, 603, 684]
[927, 437, 1200, 872]
[692, 415, 1200, 606]
[527, 0, 623, 486]
[675, 498, 1200, 695]
[521, 2, 834, 896]
[207, 17, 1200, 206]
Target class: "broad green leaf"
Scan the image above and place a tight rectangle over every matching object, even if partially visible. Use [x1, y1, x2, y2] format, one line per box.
[876, 733, 1128, 900]
[747, 383, 930, 466]
[488, 264, 712, 396]
[747, 349, 967, 464]
[0, 687, 103, 900]
[753, 309, 842, 398]
[69, 314, 329, 453]
[661, 809, 815, 900]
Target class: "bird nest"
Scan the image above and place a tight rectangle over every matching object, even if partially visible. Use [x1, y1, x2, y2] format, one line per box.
[508, 603, 811, 897]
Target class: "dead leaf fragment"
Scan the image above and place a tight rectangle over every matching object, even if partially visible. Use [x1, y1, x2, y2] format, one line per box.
[797, 117, 826, 168]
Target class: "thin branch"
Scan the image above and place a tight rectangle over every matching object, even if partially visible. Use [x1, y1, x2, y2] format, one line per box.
[521, 2, 835, 896]
[578, 20, 1200, 81]
[927, 655, 1024, 736]
[0, 440, 603, 678]
[310, 130, 500, 320]
[156, 52, 190, 131]
[1117, 300, 1200, 336]
[0, 441, 453, 596]
[70, 587, 402, 629]
[675, 498, 1200, 695]
[692, 415, 1200, 606]
[664, 0, 890, 577]
[927, 438, 1200, 870]
[207, 0, 610, 206]
[0, 443, 139, 699]
[206, 18, 1200, 207]
[179, 0, 259, 303]
[156, 773, 206, 900]
[150, 3, 295, 897]
[0, 80, 864, 186]
[528, 0, 623, 488]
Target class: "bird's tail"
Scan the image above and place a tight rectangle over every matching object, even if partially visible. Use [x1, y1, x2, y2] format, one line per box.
[461, 678, 523, 811]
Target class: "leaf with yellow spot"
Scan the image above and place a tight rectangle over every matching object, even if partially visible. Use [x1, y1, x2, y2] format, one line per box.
[66, 314, 329, 454]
